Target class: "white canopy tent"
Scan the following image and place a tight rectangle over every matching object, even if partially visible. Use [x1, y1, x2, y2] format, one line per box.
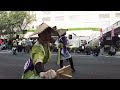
[24, 32, 38, 38]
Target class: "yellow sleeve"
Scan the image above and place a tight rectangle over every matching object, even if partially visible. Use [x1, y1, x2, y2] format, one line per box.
[30, 45, 45, 65]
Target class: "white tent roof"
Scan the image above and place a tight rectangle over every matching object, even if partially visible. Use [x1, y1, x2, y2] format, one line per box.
[30, 34, 38, 38]
[24, 32, 38, 38]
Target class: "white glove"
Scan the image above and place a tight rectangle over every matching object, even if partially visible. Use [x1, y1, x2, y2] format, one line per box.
[40, 69, 57, 79]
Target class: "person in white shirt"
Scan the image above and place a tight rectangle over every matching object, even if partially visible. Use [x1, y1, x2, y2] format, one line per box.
[22, 38, 26, 52]
[18, 39, 22, 52]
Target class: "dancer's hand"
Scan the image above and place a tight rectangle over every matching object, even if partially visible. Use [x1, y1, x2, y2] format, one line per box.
[40, 69, 57, 79]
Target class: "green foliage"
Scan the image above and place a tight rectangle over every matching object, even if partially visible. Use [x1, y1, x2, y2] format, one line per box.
[0, 11, 36, 38]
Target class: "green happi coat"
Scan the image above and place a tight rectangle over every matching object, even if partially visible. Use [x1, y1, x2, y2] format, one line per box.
[22, 41, 51, 79]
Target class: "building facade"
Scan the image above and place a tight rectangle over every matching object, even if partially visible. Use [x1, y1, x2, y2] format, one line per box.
[30, 11, 120, 29]
[25, 11, 120, 47]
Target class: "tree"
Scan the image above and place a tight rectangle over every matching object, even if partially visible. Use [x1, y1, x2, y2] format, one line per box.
[17, 11, 36, 32]
[0, 11, 8, 36]
[8, 11, 36, 38]
[0, 11, 36, 39]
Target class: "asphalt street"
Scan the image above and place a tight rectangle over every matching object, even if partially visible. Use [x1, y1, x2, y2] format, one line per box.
[0, 50, 120, 79]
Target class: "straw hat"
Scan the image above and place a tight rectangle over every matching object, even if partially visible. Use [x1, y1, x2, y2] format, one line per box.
[56, 29, 68, 36]
[30, 23, 57, 37]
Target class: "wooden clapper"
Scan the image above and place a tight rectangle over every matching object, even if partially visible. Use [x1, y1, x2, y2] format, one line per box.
[56, 65, 73, 79]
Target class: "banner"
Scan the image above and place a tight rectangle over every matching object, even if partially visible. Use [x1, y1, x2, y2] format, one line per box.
[100, 28, 103, 39]
[111, 27, 115, 39]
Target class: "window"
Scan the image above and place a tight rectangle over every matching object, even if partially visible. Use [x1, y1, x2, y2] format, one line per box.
[68, 34, 72, 39]
[99, 14, 110, 18]
[81, 40, 84, 43]
[99, 21, 110, 28]
[115, 13, 120, 18]
[42, 17, 51, 22]
[106, 37, 111, 40]
[55, 16, 64, 21]
[69, 15, 80, 21]
[81, 40, 87, 44]
[42, 11, 51, 14]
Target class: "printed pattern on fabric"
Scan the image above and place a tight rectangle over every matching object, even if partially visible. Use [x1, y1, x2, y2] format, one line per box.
[24, 59, 34, 73]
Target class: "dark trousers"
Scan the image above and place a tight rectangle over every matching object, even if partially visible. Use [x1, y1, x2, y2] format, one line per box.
[18, 45, 22, 52]
[22, 46, 26, 52]
[60, 57, 75, 70]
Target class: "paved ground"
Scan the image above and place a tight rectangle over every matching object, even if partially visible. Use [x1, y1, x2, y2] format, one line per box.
[0, 50, 120, 79]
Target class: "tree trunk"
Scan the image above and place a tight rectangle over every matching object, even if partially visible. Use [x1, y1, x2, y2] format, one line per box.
[10, 34, 12, 40]
[9, 28, 13, 40]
